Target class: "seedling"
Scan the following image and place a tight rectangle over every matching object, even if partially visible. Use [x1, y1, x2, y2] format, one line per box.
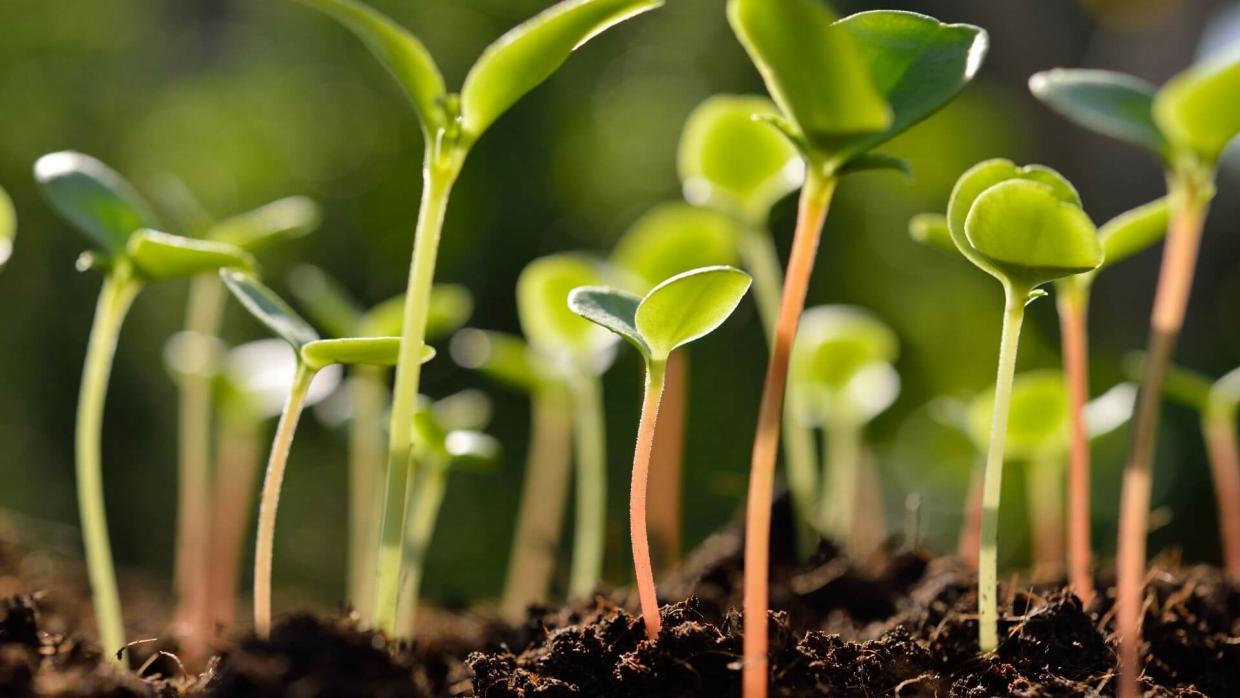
[612, 203, 740, 569]
[288, 265, 471, 622]
[944, 158, 1102, 652]
[33, 151, 253, 665]
[397, 390, 500, 636]
[1029, 57, 1240, 694]
[726, 3, 986, 690]
[789, 306, 899, 558]
[910, 196, 1171, 601]
[294, 0, 662, 633]
[218, 269, 433, 637]
[569, 266, 750, 640]
[0, 185, 14, 271]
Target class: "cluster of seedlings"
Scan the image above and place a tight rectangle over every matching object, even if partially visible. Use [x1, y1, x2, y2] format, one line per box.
[4, 0, 1238, 695]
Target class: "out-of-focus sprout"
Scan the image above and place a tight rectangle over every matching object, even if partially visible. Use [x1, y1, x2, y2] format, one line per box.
[570, 266, 751, 641]
[34, 151, 253, 666]
[0, 185, 14, 271]
[218, 270, 432, 638]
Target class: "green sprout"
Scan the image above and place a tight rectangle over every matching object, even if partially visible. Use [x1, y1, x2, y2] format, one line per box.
[1029, 56, 1240, 693]
[789, 306, 899, 558]
[33, 151, 254, 665]
[726, 3, 986, 691]
[0, 185, 14, 271]
[612, 203, 741, 569]
[944, 158, 1102, 653]
[293, 0, 663, 633]
[911, 196, 1171, 602]
[569, 266, 751, 641]
[218, 269, 433, 638]
[288, 265, 471, 623]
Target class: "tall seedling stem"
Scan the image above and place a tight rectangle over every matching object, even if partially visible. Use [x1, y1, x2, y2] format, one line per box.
[1056, 288, 1093, 600]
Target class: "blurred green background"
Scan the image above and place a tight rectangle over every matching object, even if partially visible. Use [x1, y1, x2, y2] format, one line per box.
[0, 0, 1237, 611]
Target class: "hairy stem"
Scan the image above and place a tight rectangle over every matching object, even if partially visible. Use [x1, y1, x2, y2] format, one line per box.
[347, 365, 388, 623]
[978, 289, 1026, 653]
[1203, 409, 1240, 578]
[647, 350, 687, 573]
[1026, 456, 1065, 582]
[206, 403, 261, 634]
[743, 171, 835, 698]
[1056, 289, 1094, 602]
[77, 270, 141, 666]
[396, 461, 449, 637]
[632, 360, 667, 640]
[253, 363, 315, 638]
[568, 375, 608, 600]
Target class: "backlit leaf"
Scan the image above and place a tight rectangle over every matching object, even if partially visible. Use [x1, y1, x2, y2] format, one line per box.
[1028, 69, 1167, 155]
[208, 196, 321, 251]
[634, 266, 751, 361]
[1154, 55, 1240, 163]
[34, 151, 158, 253]
[127, 230, 254, 281]
[300, 336, 433, 371]
[220, 269, 320, 351]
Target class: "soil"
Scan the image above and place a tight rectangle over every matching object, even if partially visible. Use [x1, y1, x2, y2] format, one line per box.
[0, 505, 1236, 697]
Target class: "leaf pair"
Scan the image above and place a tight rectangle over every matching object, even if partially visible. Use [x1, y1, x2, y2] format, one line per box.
[728, 2, 987, 171]
[296, 0, 661, 144]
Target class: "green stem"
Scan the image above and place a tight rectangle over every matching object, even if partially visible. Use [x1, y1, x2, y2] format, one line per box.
[347, 365, 388, 623]
[253, 363, 315, 638]
[978, 287, 1027, 653]
[374, 149, 463, 633]
[821, 409, 861, 554]
[77, 270, 141, 666]
[395, 459, 449, 637]
[632, 360, 667, 640]
[568, 374, 607, 600]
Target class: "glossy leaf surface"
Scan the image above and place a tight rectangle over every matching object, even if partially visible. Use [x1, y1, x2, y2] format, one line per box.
[1154, 55, 1240, 163]
[34, 151, 158, 253]
[221, 269, 320, 351]
[1028, 69, 1166, 155]
[634, 266, 751, 361]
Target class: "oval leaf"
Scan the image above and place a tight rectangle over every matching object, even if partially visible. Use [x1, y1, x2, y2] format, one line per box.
[33, 151, 158, 252]
[220, 269, 320, 351]
[677, 94, 802, 219]
[1154, 55, 1240, 163]
[127, 229, 254, 281]
[967, 369, 1068, 459]
[517, 254, 617, 363]
[450, 328, 543, 393]
[908, 213, 955, 253]
[566, 286, 647, 357]
[1098, 197, 1169, 271]
[634, 265, 751, 361]
[0, 186, 14, 270]
[300, 336, 433, 371]
[208, 196, 321, 251]
[792, 305, 899, 391]
[727, 0, 892, 153]
[460, 0, 662, 140]
[295, 0, 447, 131]
[1028, 69, 1167, 155]
[612, 203, 740, 291]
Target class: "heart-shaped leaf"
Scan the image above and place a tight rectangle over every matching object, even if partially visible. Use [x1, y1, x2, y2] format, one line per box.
[0, 186, 14, 270]
[460, 0, 663, 141]
[1098, 197, 1169, 271]
[566, 287, 646, 356]
[221, 269, 320, 351]
[727, 0, 891, 155]
[908, 213, 954, 252]
[1028, 69, 1167, 156]
[517, 254, 617, 365]
[831, 10, 988, 165]
[300, 336, 433, 371]
[287, 264, 365, 338]
[966, 369, 1068, 459]
[208, 196, 321, 251]
[1154, 55, 1240, 164]
[127, 229, 254, 281]
[791, 305, 898, 391]
[34, 151, 158, 253]
[612, 203, 740, 291]
[677, 95, 802, 219]
[635, 266, 751, 361]
[450, 328, 544, 393]
[294, 0, 446, 132]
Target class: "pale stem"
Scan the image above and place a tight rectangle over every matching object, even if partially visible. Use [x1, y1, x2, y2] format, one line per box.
[1056, 289, 1094, 602]
[647, 349, 687, 573]
[1026, 455, 1065, 582]
[374, 153, 461, 633]
[820, 405, 861, 553]
[253, 363, 315, 638]
[77, 271, 141, 666]
[499, 386, 574, 623]
[396, 460, 449, 637]
[743, 171, 835, 698]
[568, 374, 608, 600]
[347, 365, 388, 623]
[1116, 171, 1208, 698]
[978, 289, 1026, 653]
[206, 403, 261, 634]
[632, 360, 667, 640]
[1203, 409, 1240, 578]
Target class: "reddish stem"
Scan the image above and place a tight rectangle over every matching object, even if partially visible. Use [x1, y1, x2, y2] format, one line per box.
[1057, 292, 1095, 603]
[206, 408, 262, 634]
[958, 466, 982, 570]
[1204, 412, 1240, 577]
[743, 173, 835, 698]
[632, 362, 668, 641]
[648, 350, 687, 574]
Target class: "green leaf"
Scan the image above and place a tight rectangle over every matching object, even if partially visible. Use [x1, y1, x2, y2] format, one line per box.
[832, 10, 988, 164]
[635, 265, 751, 361]
[1028, 69, 1167, 155]
[300, 336, 433, 371]
[566, 286, 647, 356]
[1097, 197, 1169, 271]
[127, 229, 254, 281]
[836, 152, 910, 176]
[0, 186, 14, 270]
[948, 159, 1081, 245]
[220, 268, 320, 351]
[612, 203, 740, 291]
[33, 151, 158, 253]
[294, 0, 447, 131]
[677, 94, 801, 219]
[792, 305, 899, 391]
[460, 0, 662, 140]
[1154, 55, 1240, 164]
[908, 213, 955, 253]
[1209, 367, 1240, 415]
[517, 254, 616, 365]
[356, 284, 474, 341]
[450, 328, 543, 393]
[966, 369, 1068, 459]
[727, 0, 892, 154]
[287, 264, 364, 338]
[208, 196, 321, 251]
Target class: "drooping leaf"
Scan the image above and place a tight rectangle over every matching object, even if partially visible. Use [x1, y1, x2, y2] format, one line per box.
[300, 336, 433, 371]
[33, 151, 158, 253]
[460, 0, 662, 140]
[1154, 55, 1240, 163]
[677, 94, 801, 219]
[294, 0, 447, 131]
[450, 328, 543, 393]
[1028, 69, 1167, 155]
[1097, 197, 1169, 270]
[208, 196, 321, 251]
[566, 287, 647, 356]
[908, 213, 955, 253]
[127, 230, 254, 280]
[287, 264, 365, 338]
[517, 254, 617, 364]
[791, 305, 899, 391]
[612, 203, 740, 291]
[634, 265, 751, 361]
[220, 269, 320, 351]
[727, 0, 891, 154]
[0, 186, 14, 270]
